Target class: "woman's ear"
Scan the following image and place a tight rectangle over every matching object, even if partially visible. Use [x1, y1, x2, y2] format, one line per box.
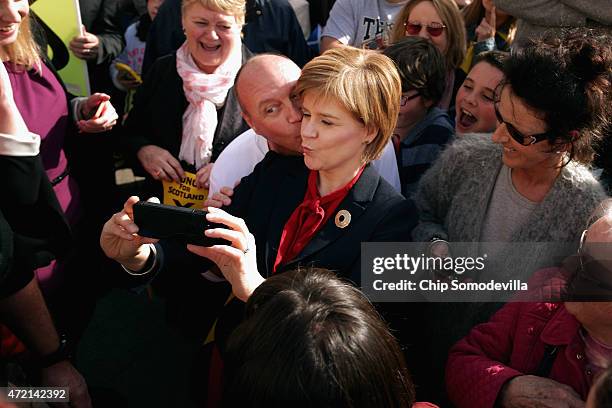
[364, 125, 378, 145]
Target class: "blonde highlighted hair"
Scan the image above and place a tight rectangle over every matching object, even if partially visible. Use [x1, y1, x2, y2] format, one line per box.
[296, 46, 401, 163]
[391, 0, 467, 70]
[1, 14, 41, 71]
[182, 0, 246, 25]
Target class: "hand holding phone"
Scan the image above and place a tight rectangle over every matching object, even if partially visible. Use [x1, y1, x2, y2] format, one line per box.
[133, 201, 229, 246]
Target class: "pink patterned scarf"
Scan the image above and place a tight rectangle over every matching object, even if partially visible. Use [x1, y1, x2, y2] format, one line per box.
[175, 40, 242, 169]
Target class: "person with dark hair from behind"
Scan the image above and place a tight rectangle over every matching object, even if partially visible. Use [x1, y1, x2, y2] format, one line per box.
[141, 0, 312, 74]
[383, 36, 454, 197]
[587, 364, 612, 408]
[222, 267, 437, 408]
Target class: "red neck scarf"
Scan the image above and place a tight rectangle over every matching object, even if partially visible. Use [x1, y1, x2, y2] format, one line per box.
[273, 167, 364, 273]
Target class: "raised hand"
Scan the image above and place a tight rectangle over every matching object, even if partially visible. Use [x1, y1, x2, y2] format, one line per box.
[476, 5, 497, 42]
[69, 26, 100, 61]
[187, 207, 263, 301]
[100, 196, 160, 272]
[77, 93, 119, 133]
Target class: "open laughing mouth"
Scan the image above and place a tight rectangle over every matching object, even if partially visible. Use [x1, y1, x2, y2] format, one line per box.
[458, 108, 477, 130]
[201, 43, 221, 51]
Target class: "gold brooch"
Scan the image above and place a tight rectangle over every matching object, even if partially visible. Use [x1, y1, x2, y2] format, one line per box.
[335, 210, 351, 229]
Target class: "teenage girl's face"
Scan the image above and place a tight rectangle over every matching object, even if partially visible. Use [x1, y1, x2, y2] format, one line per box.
[455, 61, 504, 134]
[0, 0, 28, 48]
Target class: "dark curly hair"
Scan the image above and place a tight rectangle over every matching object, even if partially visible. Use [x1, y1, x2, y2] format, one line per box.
[472, 50, 509, 73]
[502, 29, 612, 165]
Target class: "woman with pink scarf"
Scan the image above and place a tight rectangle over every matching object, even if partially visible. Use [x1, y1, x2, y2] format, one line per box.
[122, 0, 250, 198]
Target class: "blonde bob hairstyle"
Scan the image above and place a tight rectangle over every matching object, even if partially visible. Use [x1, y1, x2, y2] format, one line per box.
[390, 0, 467, 70]
[182, 0, 246, 26]
[295, 46, 401, 163]
[1, 13, 41, 71]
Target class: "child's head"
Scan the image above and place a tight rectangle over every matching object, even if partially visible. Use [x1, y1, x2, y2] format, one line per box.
[586, 365, 612, 408]
[147, 0, 165, 20]
[383, 36, 446, 129]
[455, 50, 508, 134]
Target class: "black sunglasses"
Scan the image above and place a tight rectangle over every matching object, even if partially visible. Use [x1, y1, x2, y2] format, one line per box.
[493, 102, 553, 146]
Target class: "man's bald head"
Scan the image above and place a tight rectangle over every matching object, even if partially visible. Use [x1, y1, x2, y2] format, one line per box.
[233, 53, 304, 155]
[235, 54, 302, 115]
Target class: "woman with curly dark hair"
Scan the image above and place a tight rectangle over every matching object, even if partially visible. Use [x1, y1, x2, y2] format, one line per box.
[408, 29, 611, 404]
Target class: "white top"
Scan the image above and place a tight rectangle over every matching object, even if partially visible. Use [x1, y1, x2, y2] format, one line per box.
[209, 128, 401, 195]
[322, 0, 408, 48]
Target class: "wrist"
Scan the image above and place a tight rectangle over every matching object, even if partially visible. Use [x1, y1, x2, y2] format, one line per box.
[428, 237, 449, 257]
[236, 274, 265, 302]
[33, 334, 72, 368]
[122, 243, 154, 274]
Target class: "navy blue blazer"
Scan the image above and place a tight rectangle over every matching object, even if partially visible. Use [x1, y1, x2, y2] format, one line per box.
[155, 152, 417, 286]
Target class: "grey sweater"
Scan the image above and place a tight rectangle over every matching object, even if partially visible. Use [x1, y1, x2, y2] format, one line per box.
[406, 135, 607, 404]
[495, 0, 612, 48]
[413, 134, 606, 251]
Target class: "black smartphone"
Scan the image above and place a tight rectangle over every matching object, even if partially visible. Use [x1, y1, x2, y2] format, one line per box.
[132, 201, 229, 246]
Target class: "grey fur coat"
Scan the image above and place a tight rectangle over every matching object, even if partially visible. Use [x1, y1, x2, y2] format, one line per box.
[413, 134, 607, 256]
[495, 0, 612, 48]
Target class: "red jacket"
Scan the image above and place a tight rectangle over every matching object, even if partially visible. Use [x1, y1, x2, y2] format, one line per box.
[446, 302, 593, 408]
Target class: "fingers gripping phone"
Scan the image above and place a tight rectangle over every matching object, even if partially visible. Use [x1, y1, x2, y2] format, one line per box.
[133, 201, 228, 246]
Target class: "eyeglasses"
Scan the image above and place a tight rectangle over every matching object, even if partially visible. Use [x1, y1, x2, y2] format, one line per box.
[400, 91, 421, 106]
[493, 102, 553, 146]
[404, 21, 446, 37]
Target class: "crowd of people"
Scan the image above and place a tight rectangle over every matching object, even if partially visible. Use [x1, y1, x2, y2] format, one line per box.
[1, 0, 612, 407]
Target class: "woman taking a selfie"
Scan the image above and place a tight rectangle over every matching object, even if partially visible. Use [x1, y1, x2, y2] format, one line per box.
[101, 46, 417, 294]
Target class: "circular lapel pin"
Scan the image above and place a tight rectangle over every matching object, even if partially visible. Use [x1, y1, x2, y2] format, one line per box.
[335, 210, 351, 229]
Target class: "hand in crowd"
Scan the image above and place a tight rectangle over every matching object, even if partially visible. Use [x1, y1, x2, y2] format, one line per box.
[187, 207, 263, 302]
[100, 196, 159, 272]
[116, 71, 141, 90]
[137, 145, 185, 182]
[40, 360, 92, 408]
[195, 162, 214, 189]
[428, 239, 451, 258]
[499, 375, 585, 408]
[476, 5, 497, 42]
[204, 186, 234, 208]
[69, 26, 100, 61]
[77, 94, 118, 133]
